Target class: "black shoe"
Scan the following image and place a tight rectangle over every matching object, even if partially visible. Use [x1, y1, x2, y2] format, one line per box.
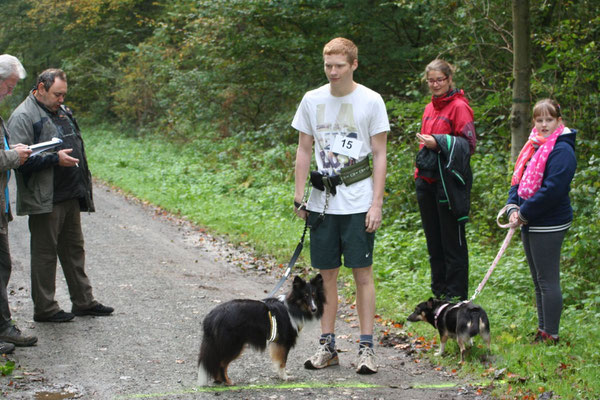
[0, 324, 38, 346]
[34, 310, 75, 323]
[0, 341, 15, 354]
[73, 303, 114, 317]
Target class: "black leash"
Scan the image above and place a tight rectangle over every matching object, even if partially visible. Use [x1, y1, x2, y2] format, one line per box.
[267, 218, 309, 297]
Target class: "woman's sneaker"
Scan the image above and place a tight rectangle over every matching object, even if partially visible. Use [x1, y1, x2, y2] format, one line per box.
[540, 331, 559, 345]
[531, 329, 544, 344]
[355, 346, 377, 374]
[304, 342, 339, 369]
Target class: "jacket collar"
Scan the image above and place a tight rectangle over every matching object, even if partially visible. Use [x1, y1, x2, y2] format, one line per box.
[30, 90, 59, 116]
[431, 89, 466, 111]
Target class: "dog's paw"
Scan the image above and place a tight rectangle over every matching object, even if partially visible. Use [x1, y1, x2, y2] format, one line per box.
[283, 374, 295, 381]
[278, 369, 289, 381]
[434, 350, 444, 356]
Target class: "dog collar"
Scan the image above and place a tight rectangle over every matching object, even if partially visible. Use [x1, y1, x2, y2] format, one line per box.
[434, 303, 450, 329]
[268, 311, 278, 343]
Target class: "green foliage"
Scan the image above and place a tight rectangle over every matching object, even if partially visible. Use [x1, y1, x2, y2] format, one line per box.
[0, 0, 161, 117]
[2, 0, 598, 148]
[567, 140, 600, 288]
[0, 360, 15, 376]
[532, 3, 600, 143]
[84, 125, 304, 263]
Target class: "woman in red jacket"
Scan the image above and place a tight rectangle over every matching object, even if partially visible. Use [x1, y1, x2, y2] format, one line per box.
[415, 59, 476, 301]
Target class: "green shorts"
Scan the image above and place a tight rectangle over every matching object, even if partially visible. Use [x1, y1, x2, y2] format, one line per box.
[308, 211, 375, 270]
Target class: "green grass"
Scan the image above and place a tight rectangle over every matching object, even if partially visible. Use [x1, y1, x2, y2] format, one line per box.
[84, 125, 599, 399]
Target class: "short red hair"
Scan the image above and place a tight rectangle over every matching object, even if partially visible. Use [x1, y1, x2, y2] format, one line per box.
[323, 37, 358, 64]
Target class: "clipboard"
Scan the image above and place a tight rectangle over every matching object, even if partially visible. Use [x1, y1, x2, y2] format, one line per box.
[28, 137, 63, 156]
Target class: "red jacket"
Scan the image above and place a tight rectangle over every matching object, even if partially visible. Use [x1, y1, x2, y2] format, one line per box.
[416, 89, 476, 181]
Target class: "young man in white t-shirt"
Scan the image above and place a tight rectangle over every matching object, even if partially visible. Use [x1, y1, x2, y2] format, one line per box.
[292, 37, 389, 374]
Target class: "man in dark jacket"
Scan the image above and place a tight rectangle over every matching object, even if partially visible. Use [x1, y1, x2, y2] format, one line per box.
[7, 69, 113, 323]
[0, 54, 37, 353]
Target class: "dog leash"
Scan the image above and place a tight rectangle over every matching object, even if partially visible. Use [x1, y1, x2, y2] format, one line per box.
[267, 219, 309, 297]
[469, 205, 517, 302]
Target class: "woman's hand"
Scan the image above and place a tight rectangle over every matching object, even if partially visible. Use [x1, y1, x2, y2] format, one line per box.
[509, 211, 522, 228]
[416, 133, 437, 150]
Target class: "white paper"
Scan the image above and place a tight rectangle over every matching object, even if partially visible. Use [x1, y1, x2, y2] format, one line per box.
[28, 137, 63, 156]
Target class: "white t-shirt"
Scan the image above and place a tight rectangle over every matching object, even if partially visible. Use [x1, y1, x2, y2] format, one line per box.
[292, 83, 390, 214]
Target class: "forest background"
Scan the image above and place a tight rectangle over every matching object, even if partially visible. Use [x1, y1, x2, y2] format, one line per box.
[1, 0, 599, 398]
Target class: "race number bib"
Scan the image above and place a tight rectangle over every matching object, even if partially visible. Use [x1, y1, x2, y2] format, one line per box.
[331, 135, 363, 160]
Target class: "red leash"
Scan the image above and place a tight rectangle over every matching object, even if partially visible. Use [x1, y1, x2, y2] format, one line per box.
[470, 206, 518, 302]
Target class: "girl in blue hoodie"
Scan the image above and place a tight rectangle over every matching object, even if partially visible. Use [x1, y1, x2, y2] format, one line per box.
[506, 98, 577, 344]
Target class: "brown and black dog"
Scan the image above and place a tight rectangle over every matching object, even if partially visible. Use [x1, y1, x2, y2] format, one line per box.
[407, 298, 491, 362]
[197, 274, 325, 385]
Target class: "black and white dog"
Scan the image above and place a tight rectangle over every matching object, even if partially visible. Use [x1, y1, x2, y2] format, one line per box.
[407, 298, 491, 362]
[197, 274, 325, 385]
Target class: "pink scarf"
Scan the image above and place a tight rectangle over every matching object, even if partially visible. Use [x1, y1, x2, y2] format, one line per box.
[511, 124, 564, 200]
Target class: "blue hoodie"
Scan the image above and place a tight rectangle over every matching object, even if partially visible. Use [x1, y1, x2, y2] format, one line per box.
[506, 128, 577, 233]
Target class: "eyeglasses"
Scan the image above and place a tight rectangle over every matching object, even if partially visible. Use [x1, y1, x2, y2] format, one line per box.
[426, 77, 448, 85]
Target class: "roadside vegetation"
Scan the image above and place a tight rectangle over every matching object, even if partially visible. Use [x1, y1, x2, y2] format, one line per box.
[84, 120, 598, 399]
[2, 1, 599, 398]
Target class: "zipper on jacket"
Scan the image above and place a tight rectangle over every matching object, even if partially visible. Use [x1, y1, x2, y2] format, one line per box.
[437, 156, 451, 210]
[446, 135, 455, 169]
[451, 170, 466, 185]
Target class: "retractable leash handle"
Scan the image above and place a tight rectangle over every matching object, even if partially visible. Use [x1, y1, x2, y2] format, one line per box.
[469, 205, 518, 302]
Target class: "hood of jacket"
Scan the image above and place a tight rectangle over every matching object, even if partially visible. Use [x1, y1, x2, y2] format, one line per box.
[556, 127, 576, 150]
[431, 89, 468, 111]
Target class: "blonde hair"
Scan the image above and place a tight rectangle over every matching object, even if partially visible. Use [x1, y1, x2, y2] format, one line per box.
[424, 59, 456, 87]
[323, 37, 358, 64]
[532, 98, 561, 119]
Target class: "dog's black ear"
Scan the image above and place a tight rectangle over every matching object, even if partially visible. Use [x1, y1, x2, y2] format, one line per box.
[293, 275, 305, 289]
[427, 297, 434, 308]
[310, 274, 323, 287]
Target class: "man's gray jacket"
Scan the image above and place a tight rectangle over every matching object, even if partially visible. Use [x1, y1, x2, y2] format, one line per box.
[7, 92, 94, 215]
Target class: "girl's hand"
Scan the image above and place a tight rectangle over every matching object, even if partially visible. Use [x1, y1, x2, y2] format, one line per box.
[509, 211, 522, 228]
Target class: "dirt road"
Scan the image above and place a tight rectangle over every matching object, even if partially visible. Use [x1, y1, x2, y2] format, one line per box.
[0, 181, 488, 399]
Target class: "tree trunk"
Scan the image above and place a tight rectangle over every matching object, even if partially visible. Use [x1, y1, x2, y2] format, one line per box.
[510, 0, 531, 162]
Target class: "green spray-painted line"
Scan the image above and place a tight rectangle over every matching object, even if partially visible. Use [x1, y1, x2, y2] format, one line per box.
[115, 379, 503, 399]
[115, 382, 382, 399]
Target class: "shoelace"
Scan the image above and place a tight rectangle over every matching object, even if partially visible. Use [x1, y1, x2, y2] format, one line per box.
[317, 343, 335, 355]
[313, 341, 337, 362]
[358, 346, 375, 359]
[8, 325, 22, 335]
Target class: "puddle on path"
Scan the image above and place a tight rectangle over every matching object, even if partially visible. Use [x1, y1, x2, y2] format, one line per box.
[34, 392, 78, 400]
[33, 384, 82, 400]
